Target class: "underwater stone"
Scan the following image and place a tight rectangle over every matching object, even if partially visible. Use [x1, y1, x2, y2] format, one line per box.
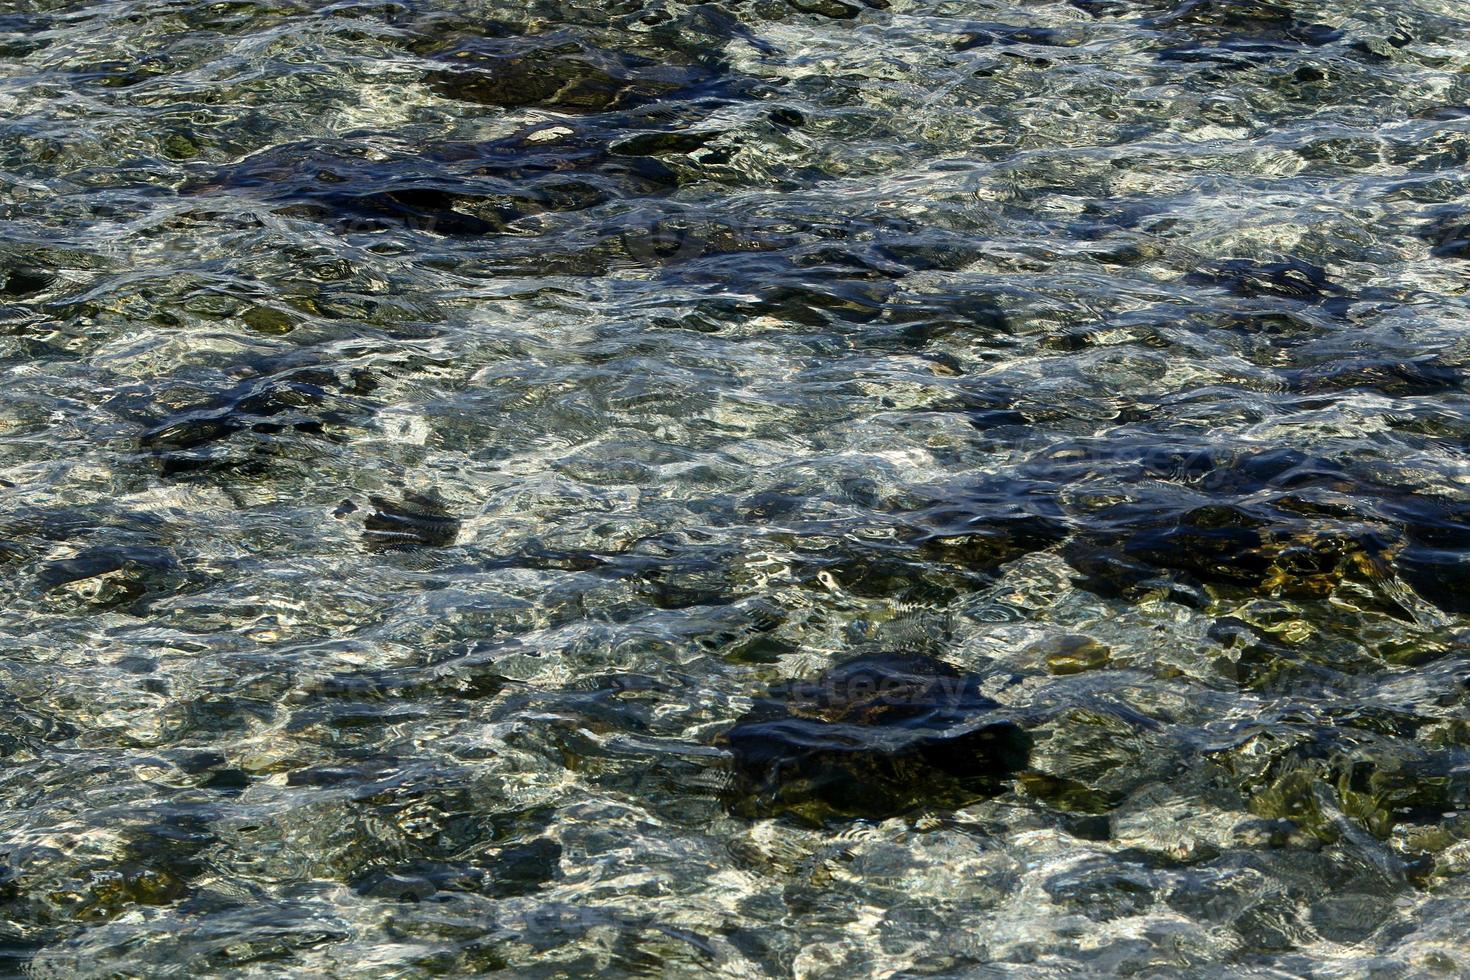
[721, 653, 1031, 822]
[241, 305, 296, 335]
[487, 838, 562, 897]
[788, 0, 883, 18]
[1188, 258, 1342, 302]
[1034, 635, 1114, 675]
[363, 493, 460, 550]
[955, 24, 1074, 51]
[0, 267, 55, 297]
[138, 368, 355, 475]
[425, 55, 624, 112]
[422, 40, 721, 114]
[1289, 358, 1464, 397]
[1420, 209, 1470, 258]
[1076, 504, 1406, 601]
[37, 546, 180, 609]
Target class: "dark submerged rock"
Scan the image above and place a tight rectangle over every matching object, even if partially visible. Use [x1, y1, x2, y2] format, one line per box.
[36, 546, 182, 610]
[1134, 0, 1344, 69]
[1069, 0, 1141, 16]
[1188, 258, 1342, 302]
[955, 24, 1074, 52]
[139, 369, 353, 475]
[1045, 442, 1470, 621]
[363, 492, 460, 550]
[1148, 0, 1340, 42]
[912, 479, 1072, 573]
[351, 861, 486, 902]
[721, 653, 1031, 822]
[421, 37, 730, 114]
[789, 0, 889, 19]
[1208, 720, 1470, 841]
[1067, 498, 1414, 615]
[184, 128, 699, 241]
[0, 266, 55, 298]
[281, 188, 508, 237]
[1418, 209, 1470, 259]
[1157, 35, 1333, 67]
[1142, 505, 1393, 593]
[487, 838, 562, 897]
[1287, 358, 1464, 397]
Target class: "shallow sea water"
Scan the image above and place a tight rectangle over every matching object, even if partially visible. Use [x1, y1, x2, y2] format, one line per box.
[2, 0, 1470, 975]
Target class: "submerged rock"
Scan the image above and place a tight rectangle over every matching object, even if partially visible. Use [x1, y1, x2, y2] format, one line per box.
[36, 545, 181, 610]
[184, 131, 691, 241]
[1288, 358, 1464, 397]
[955, 23, 1077, 52]
[912, 478, 1072, 573]
[1033, 635, 1114, 675]
[422, 38, 728, 114]
[1188, 258, 1343, 302]
[1420, 209, 1470, 259]
[1032, 444, 1465, 619]
[1067, 501, 1416, 620]
[0, 266, 55, 298]
[132, 359, 372, 476]
[786, 0, 889, 18]
[1148, 0, 1342, 43]
[1209, 720, 1470, 842]
[720, 653, 1031, 822]
[363, 492, 460, 550]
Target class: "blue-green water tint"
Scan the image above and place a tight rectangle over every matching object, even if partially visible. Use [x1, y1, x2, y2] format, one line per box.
[1, 0, 1470, 974]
